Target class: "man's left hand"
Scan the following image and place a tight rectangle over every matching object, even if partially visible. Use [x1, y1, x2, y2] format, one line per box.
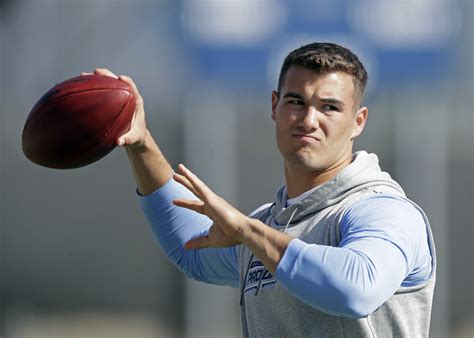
[173, 164, 249, 250]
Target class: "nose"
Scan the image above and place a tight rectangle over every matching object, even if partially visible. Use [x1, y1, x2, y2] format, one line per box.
[298, 106, 318, 131]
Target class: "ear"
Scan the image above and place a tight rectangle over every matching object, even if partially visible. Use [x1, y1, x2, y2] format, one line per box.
[271, 90, 279, 121]
[351, 106, 368, 139]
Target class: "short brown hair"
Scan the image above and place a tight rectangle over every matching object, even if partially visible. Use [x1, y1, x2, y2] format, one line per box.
[278, 42, 368, 107]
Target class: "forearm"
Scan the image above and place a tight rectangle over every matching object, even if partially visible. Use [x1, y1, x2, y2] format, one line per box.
[126, 130, 173, 195]
[237, 218, 293, 274]
[141, 178, 240, 286]
[233, 216, 406, 317]
[275, 238, 407, 318]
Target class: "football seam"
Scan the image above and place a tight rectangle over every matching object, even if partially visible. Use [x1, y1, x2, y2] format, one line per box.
[24, 88, 133, 130]
[37, 87, 132, 107]
[70, 91, 134, 167]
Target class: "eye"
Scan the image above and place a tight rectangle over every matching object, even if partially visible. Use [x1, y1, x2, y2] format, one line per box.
[321, 104, 339, 111]
[287, 99, 305, 106]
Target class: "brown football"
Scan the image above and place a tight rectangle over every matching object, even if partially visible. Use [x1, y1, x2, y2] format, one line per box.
[22, 74, 135, 169]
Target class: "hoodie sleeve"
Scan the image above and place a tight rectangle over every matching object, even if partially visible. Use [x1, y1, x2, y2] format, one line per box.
[139, 178, 240, 287]
[275, 194, 432, 318]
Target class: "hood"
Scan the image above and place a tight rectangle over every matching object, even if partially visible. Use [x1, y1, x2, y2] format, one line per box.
[271, 151, 405, 225]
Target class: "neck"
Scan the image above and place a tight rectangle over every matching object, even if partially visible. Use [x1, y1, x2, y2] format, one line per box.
[284, 154, 353, 199]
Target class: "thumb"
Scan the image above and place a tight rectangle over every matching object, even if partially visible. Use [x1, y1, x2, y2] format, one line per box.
[185, 236, 211, 250]
[117, 129, 141, 147]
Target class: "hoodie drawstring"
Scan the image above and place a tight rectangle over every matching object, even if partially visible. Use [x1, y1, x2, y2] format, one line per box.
[283, 207, 298, 232]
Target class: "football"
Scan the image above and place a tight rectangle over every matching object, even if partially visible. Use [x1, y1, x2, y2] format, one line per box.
[22, 74, 135, 169]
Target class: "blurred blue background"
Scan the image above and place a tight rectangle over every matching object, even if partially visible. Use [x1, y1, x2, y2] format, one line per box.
[0, 0, 472, 337]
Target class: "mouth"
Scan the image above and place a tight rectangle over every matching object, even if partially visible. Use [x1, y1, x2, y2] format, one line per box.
[292, 133, 320, 143]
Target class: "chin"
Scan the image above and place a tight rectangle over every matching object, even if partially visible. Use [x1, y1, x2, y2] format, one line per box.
[287, 154, 327, 172]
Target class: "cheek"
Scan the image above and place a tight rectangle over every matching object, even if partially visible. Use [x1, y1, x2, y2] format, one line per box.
[275, 123, 289, 146]
[275, 112, 295, 131]
[330, 115, 354, 132]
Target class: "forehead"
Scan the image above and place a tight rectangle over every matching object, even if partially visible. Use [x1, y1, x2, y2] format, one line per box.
[281, 66, 355, 104]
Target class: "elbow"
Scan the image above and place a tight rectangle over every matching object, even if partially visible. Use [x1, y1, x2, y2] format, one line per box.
[166, 245, 201, 280]
[340, 301, 375, 319]
[330, 251, 385, 318]
[174, 248, 213, 283]
[173, 247, 201, 280]
[334, 285, 381, 318]
[290, 279, 381, 318]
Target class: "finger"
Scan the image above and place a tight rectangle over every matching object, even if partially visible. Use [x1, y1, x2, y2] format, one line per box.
[80, 72, 93, 76]
[117, 129, 139, 146]
[177, 164, 212, 198]
[173, 198, 205, 214]
[94, 68, 118, 79]
[118, 75, 143, 108]
[173, 173, 201, 198]
[184, 236, 212, 250]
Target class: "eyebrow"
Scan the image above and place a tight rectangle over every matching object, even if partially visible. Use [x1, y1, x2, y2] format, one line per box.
[283, 92, 346, 108]
[320, 97, 345, 109]
[282, 92, 305, 100]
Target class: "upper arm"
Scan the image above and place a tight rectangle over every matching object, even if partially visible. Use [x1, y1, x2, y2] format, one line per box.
[340, 194, 432, 287]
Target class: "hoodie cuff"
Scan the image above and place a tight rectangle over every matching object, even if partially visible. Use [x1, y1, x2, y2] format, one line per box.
[276, 238, 308, 283]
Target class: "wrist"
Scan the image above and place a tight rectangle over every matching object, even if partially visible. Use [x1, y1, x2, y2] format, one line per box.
[125, 129, 173, 195]
[236, 218, 293, 274]
[235, 217, 259, 244]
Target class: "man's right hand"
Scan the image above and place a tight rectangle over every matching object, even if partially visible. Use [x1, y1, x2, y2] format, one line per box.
[81, 68, 149, 150]
[82, 68, 173, 195]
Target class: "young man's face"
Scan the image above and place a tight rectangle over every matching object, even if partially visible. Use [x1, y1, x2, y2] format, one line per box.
[271, 65, 368, 174]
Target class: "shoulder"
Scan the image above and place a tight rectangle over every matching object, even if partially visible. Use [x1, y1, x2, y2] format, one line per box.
[344, 194, 425, 220]
[340, 194, 433, 285]
[344, 193, 422, 215]
[341, 194, 427, 235]
[340, 194, 429, 266]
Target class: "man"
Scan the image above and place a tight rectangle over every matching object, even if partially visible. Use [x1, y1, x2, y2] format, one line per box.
[91, 42, 435, 337]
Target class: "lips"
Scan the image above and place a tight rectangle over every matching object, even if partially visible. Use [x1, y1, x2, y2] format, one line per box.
[292, 133, 320, 142]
